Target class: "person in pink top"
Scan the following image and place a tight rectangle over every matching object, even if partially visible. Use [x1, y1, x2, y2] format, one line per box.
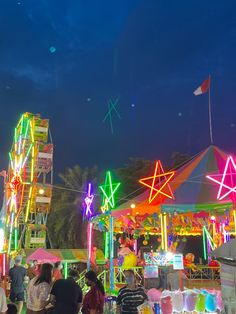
[53, 262, 63, 281]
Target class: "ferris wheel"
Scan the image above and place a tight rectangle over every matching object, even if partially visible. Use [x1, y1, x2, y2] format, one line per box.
[4, 112, 53, 253]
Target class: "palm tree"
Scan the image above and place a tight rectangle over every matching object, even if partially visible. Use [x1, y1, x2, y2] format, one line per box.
[47, 165, 100, 248]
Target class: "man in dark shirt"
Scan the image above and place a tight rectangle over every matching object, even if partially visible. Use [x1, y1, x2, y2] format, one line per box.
[9, 256, 27, 314]
[50, 269, 82, 314]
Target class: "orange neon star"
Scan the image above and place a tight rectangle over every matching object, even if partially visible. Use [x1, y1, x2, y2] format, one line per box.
[139, 161, 175, 203]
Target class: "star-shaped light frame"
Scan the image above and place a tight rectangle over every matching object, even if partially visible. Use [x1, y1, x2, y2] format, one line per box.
[99, 171, 120, 211]
[139, 161, 175, 204]
[206, 155, 236, 200]
[84, 183, 94, 217]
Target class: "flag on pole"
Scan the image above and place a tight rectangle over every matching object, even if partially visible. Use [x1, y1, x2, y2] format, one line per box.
[193, 76, 211, 96]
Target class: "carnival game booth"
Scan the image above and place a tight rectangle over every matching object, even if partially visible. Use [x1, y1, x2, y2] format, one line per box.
[92, 146, 236, 291]
[211, 238, 236, 312]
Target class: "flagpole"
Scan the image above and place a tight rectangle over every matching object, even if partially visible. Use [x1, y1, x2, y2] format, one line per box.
[208, 83, 213, 144]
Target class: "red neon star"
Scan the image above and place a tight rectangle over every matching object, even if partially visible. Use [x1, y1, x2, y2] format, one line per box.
[206, 156, 236, 200]
[139, 161, 175, 204]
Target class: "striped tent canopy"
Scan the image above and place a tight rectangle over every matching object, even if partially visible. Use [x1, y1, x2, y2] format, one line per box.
[112, 146, 235, 216]
[24, 248, 106, 264]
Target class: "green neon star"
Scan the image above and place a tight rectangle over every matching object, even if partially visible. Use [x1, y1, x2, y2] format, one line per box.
[102, 98, 121, 134]
[99, 171, 121, 210]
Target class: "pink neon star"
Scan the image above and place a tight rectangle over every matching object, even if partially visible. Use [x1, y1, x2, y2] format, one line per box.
[206, 156, 236, 200]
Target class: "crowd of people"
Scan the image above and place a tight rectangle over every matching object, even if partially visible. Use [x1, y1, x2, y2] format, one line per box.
[0, 255, 151, 314]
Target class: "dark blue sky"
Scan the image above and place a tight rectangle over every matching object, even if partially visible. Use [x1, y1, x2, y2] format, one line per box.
[1, 0, 236, 176]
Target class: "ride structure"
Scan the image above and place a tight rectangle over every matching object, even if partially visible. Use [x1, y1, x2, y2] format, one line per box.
[3, 112, 53, 253]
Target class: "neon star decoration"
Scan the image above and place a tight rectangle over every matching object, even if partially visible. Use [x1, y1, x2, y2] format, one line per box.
[84, 183, 94, 217]
[99, 171, 120, 212]
[139, 160, 175, 204]
[102, 98, 121, 134]
[206, 155, 236, 200]
[101, 199, 109, 214]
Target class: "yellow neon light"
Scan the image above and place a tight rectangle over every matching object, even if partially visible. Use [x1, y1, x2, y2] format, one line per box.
[31, 146, 35, 182]
[163, 213, 168, 251]
[25, 186, 32, 222]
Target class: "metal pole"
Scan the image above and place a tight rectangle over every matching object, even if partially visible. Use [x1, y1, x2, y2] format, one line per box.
[208, 85, 213, 144]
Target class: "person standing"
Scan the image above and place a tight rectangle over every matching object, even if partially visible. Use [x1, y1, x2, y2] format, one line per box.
[81, 270, 105, 314]
[26, 263, 53, 314]
[9, 256, 27, 314]
[50, 269, 82, 314]
[117, 270, 148, 314]
[0, 286, 8, 314]
[52, 262, 63, 281]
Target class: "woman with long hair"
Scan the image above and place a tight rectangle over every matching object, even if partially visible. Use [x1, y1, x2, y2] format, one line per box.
[81, 270, 105, 314]
[26, 263, 53, 314]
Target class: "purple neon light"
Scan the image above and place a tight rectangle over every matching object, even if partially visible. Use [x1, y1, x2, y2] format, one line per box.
[84, 183, 94, 217]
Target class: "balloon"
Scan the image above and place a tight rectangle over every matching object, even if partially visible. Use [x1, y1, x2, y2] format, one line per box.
[122, 253, 137, 268]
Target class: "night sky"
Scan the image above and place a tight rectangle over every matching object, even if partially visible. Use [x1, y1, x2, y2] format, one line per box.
[1, 0, 236, 177]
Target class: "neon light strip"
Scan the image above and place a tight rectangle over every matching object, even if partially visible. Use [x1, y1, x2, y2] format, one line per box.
[203, 226, 215, 249]
[88, 223, 92, 260]
[109, 215, 114, 291]
[22, 144, 33, 168]
[25, 186, 32, 222]
[14, 229, 18, 250]
[87, 223, 93, 270]
[160, 214, 164, 250]
[24, 119, 30, 140]
[64, 262, 68, 279]
[14, 128, 17, 144]
[9, 152, 14, 169]
[31, 146, 35, 182]
[104, 231, 109, 259]
[17, 116, 24, 155]
[163, 213, 168, 251]
[2, 253, 6, 278]
[16, 115, 23, 129]
[203, 227, 207, 261]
